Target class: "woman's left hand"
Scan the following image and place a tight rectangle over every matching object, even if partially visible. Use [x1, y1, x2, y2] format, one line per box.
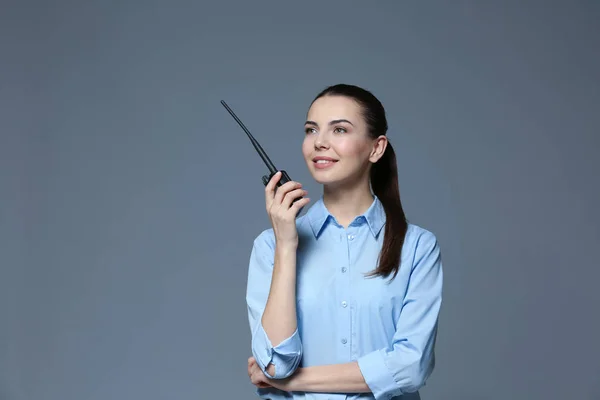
[248, 357, 297, 391]
[248, 357, 273, 389]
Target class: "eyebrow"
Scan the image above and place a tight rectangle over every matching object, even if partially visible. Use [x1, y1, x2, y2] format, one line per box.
[305, 119, 354, 127]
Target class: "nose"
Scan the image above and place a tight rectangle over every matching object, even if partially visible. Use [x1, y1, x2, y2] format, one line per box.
[314, 132, 329, 149]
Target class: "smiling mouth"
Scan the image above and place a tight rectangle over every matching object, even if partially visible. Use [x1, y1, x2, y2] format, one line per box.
[315, 160, 337, 164]
[313, 159, 338, 169]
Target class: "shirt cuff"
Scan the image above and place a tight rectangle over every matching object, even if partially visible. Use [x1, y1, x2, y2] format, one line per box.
[252, 323, 302, 379]
[357, 349, 401, 400]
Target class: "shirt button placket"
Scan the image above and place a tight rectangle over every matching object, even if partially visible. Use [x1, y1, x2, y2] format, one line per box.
[339, 230, 354, 356]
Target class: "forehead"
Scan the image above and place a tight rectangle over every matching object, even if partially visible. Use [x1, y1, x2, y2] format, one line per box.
[307, 95, 363, 123]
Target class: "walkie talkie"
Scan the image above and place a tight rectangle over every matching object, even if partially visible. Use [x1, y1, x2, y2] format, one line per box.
[220, 100, 303, 206]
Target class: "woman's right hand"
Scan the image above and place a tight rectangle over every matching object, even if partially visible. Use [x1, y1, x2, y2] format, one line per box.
[265, 171, 311, 247]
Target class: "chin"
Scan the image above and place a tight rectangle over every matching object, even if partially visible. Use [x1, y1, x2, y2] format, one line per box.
[309, 170, 345, 186]
[307, 161, 351, 185]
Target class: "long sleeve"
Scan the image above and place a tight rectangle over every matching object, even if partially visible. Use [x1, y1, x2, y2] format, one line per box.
[245, 230, 303, 379]
[357, 230, 443, 399]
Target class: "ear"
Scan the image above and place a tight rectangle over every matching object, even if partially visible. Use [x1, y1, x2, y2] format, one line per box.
[369, 135, 388, 163]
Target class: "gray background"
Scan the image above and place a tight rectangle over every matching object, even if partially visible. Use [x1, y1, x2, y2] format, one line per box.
[2, 1, 599, 399]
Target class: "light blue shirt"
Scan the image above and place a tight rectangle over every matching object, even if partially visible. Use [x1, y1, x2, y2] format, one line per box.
[246, 195, 443, 400]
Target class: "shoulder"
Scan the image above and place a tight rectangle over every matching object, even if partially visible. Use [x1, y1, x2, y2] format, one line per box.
[250, 213, 313, 259]
[248, 228, 276, 273]
[252, 213, 312, 246]
[252, 227, 275, 251]
[404, 223, 441, 264]
[405, 223, 438, 246]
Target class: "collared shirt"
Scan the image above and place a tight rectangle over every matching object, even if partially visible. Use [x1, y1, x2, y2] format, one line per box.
[246, 195, 443, 400]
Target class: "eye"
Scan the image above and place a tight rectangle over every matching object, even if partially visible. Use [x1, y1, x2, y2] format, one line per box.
[305, 127, 317, 134]
[334, 126, 347, 133]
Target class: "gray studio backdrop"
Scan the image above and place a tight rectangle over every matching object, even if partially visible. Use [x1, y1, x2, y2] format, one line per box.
[2, 1, 599, 399]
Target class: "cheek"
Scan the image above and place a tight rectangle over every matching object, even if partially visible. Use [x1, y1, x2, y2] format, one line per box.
[302, 136, 313, 157]
[336, 139, 367, 158]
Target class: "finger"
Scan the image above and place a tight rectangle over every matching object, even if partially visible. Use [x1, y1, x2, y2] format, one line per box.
[287, 197, 310, 217]
[273, 181, 303, 207]
[250, 371, 261, 385]
[264, 171, 282, 208]
[251, 372, 271, 388]
[281, 188, 307, 209]
[291, 197, 311, 212]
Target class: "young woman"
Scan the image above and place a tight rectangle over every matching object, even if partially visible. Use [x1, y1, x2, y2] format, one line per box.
[245, 84, 443, 400]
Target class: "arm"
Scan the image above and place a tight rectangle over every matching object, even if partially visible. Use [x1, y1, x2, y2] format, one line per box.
[281, 231, 443, 398]
[282, 362, 370, 393]
[246, 231, 303, 379]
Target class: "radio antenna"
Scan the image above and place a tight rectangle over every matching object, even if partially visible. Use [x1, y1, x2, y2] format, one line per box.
[220, 100, 277, 174]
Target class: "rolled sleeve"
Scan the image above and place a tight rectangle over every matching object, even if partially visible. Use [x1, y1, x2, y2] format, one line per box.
[246, 230, 303, 379]
[357, 349, 402, 399]
[252, 323, 302, 379]
[357, 230, 443, 399]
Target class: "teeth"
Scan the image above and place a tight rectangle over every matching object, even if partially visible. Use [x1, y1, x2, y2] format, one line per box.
[316, 160, 334, 164]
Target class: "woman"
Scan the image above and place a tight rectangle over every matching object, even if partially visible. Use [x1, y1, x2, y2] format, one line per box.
[245, 84, 443, 400]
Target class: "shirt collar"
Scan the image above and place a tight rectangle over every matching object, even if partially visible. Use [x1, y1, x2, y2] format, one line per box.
[306, 195, 386, 239]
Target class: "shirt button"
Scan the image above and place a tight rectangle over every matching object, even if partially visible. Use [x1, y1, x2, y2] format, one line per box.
[341, 301, 347, 308]
[347, 234, 355, 240]
[341, 267, 347, 273]
[341, 338, 347, 344]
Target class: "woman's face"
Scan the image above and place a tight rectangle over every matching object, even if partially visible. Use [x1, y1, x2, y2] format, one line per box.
[302, 95, 386, 188]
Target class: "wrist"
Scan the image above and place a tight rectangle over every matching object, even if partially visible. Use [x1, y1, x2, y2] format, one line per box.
[275, 241, 298, 254]
[286, 367, 308, 392]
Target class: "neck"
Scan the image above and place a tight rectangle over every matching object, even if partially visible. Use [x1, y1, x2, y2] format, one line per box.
[322, 179, 374, 228]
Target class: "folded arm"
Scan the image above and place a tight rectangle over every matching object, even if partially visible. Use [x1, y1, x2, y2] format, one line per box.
[246, 231, 303, 379]
[283, 231, 443, 399]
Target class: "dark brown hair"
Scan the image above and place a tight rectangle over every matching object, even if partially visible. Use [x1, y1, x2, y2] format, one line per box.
[311, 84, 408, 280]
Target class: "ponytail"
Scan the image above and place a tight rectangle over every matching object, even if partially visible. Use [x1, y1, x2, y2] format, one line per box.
[368, 141, 408, 280]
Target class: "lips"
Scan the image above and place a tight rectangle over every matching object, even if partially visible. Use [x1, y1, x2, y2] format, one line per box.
[312, 156, 338, 162]
[312, 156, 338, 169]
